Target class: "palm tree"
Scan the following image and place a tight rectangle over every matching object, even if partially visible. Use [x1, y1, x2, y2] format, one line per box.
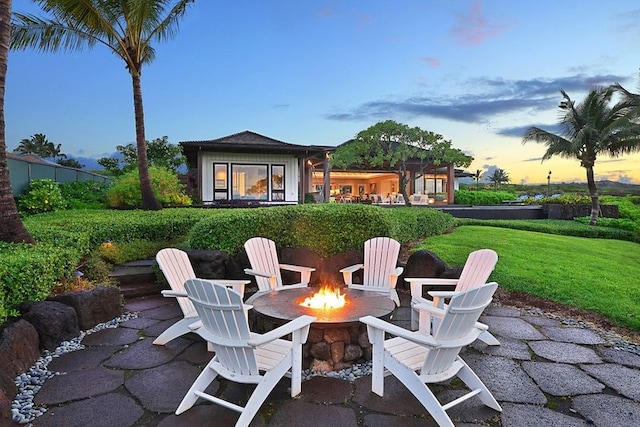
[15, 133, 61, 159]
[523, 87, 640, 225]
[11, 0, 195, 210]
[0, 0, 35, 243]
[474, 168, 483, 190]
[486, 168, 509, 190]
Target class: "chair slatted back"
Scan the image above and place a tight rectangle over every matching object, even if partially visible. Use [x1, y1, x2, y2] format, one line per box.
[456, 249, 498, 292]
[363, 237, 400, 290]
[185, 279, 258, 376]
[245, 237, 283, 291]
[156, 248, 197, 317]
[421, 282, 498, 376]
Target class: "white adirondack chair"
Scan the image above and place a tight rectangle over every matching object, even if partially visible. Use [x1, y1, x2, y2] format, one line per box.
[340, 237, 403, 306]
[405, 249, 499, 345]
[175, 279, 316, 427]
[243, 237, 315, 304]
[154, 248, 249, 347]
[360, 282, 502, 427]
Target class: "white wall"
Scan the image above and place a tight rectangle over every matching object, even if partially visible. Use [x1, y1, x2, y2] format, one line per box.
[199, 152, 299, 203]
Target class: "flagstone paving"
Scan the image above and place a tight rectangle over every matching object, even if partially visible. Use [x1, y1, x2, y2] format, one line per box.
[18, 291, 640, 427]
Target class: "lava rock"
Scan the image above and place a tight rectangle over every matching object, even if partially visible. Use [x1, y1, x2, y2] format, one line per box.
[49, 286, 123, 330]
[19, 301, 80, 351]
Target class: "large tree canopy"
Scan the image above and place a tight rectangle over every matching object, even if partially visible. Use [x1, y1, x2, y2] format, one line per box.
[11, 0, 195, 210]
[98, 136, 185, 176]
[523, 87, 640, 225]
[331, 120, 472, 205]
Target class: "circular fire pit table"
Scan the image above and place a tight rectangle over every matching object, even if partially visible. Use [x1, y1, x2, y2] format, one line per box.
[251, 287, 396, 371]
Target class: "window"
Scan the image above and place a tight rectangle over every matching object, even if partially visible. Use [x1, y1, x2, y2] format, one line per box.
[232, 164, 268, 200]
[214, 164, 228, 200]
[271, 165, 285, 201]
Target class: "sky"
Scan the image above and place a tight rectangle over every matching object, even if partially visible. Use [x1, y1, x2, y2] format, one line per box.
[5, 0, 640, 185]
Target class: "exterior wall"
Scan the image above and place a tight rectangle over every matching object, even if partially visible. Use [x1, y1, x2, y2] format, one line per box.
[199, 152, 299, 203]
[7, 157, 112, 197]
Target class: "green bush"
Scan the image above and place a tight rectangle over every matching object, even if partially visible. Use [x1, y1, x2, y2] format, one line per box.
[106, 167, 192, 208]
[454, 189, 516, 205]
[59, 180, 111, 209]
[0, 242, 80, 323]
[17, 179, 68, 214]
[188, 204, 455, 257]
[537, 194, 590, 205]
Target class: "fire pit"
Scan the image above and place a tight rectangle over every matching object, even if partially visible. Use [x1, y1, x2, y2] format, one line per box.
[251, 287, 395, 371]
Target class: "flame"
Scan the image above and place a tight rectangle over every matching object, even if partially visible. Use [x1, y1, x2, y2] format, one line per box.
[299, 285, 346, 309]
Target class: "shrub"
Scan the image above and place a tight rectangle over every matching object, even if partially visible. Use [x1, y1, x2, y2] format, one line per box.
[17, 179, 68, 214]
[0, 242, 80, 323]
[454, 190, 516, 206]
[106, 167, 192, 208]
[537, 194, 591, 205]
[188, 204, 455, 257]
[59, 180, 111, 209]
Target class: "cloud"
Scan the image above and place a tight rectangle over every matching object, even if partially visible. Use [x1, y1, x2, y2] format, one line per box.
[421, 57, 441, 68]
[326, 73, 629, 127]
[450, 0, 509, 46]
[497, 123, 563, 138]
[522, 157, 545, 162]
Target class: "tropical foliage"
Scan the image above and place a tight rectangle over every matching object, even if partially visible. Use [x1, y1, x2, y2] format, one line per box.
[523, 87, 640, 225]
[11, 0, 195, 210]
[330, 120, 472, 205]
[106, 167, 191, 208]
[486, 168, 510, 189]
[98, 136, 186, 176]
[17, 179, 68, 215]
[14, 133, 62, 159]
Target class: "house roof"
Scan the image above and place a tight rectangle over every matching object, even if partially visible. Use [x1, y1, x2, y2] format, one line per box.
[180, 130, 331, 156]
[6, 152, 59, 165]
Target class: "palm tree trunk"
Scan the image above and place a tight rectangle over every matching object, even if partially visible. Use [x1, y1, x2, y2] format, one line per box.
[585, 165, 599, 226]
[0, 0, 34, 243]
[131, 73, 161, 210]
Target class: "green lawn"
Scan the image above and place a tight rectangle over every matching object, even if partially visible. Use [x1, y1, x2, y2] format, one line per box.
[414, 225, 640, 331]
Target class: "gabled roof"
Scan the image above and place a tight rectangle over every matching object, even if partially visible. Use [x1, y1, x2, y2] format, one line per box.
[180, 130, 331, 155]
[6, 152, 59, 165]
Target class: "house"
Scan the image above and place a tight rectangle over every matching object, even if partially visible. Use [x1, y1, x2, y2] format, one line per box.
[179, 131, 458, 205]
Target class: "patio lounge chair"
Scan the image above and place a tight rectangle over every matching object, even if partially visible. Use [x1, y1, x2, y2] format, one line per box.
[175, 279, 315, 427]
[340, 237, 403, 306]
[405, 249, 499, 345]
[360, 282, 502, 427]
[243, 237, 315, 304]
[154, 248, 249, 348]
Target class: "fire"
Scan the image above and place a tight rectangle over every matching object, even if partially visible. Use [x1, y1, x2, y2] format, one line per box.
[299, 285, 346, 309]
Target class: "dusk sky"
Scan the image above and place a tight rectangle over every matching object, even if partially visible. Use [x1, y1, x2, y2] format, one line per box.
[6, 0, 640, 184]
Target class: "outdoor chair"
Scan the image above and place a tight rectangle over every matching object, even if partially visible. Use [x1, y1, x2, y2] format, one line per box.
[154, 248, 249, 348]
[360, 282, 502, 427]
[405, 249, 499, 345]
[340, 237, 403, 306]
[175, 279, 316, 427]
[243, 237, 315, 304]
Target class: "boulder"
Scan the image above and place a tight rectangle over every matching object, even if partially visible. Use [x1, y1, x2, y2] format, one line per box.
[19, 301, 80, 351]
[186, 249, 230, 279]
[317, 250, 362, 286]
[0, 320, 40, 399]
[400, 250, 448, 292]
[280, 247, 321, 285]
[49, 286, 123, 330]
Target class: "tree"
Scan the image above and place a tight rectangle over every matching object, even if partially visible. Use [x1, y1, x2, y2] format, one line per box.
[11, 0, 195, 210]
[486, 168, 510, 189]
[523, 87, 640, 225]
[98, 136, 185, 176]
[330, 120, 472, 205]
[0, 0, 34, 243]
[14, 133, 61, 159]
[474, 168, 483, 190]
[56, 156, 83, 169]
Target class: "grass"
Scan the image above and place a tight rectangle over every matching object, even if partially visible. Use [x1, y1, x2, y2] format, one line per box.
[414, 225, 640, 331]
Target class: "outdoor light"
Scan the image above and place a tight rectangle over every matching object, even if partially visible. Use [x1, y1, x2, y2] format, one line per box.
[547, 171, 552, 196]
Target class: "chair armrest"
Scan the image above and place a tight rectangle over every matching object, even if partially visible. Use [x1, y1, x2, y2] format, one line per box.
[427, 290, 457, 308]
[359, 315, 440, 348]
[407, 278, 459, 299]
[340, 264, 363, 274]
[248, 315, 317, 347]
[279, 264, 314, 286]
[244, 268, 275, 279]
[279, 264, 316, 273]
[389, 266, 404, 289]
[340, 264, 363, 286]
[162, 290, 187, 298]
